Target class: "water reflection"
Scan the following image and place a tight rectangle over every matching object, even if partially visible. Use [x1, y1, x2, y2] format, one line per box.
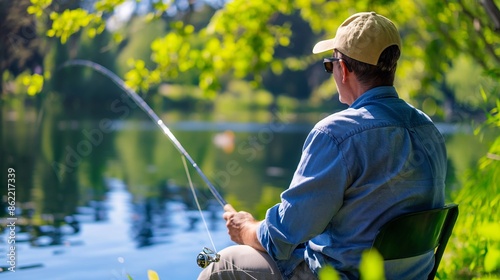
[0, 202, 81, 247]
[29, 214, 81, 247]
[129, 178, 222, 249]
[1, 176, 229, 278]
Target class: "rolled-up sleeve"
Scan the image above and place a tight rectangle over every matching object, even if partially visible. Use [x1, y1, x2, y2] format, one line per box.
[257, 128, 350, 261]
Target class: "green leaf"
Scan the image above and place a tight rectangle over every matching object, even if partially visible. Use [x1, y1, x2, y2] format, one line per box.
[94, 0, 126, 13]
[318, 265, 340, 280]
[112, 33, 124, 44]
[27, 6, 38, 15]
[28, 0, 52, 17]
[22, 73, 44, 96]
[479, 223, 500, 241]
[359, 250, 385, 280]
[484, 248, 500, 273]
[147, 270, 160, 280]
[88, 28, 97, 38]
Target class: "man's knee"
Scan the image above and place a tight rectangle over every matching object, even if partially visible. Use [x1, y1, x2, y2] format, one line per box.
[197, 245, 282, 280]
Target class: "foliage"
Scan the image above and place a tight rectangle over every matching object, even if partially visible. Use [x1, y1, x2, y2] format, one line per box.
[442, 97, 500, 279]
[318, 249, 385, 280]
[28, 0, 105, 43]
[405, 0, 499, 121]
[26, 0, 51, 17]
[22, 72, 43, 95]
[446, 56, 498, 109]
[19, 0, 497, 119]
[46, 9, 105, 43]
[0, 0, 44, 95]
[147, 269, 160, 280]
[118, 0, 294, 96]
[114, 17, 167, 76]
[318, 265, 341, 280]
[359, 250, 385, 280]
[127, 269, 160, 280]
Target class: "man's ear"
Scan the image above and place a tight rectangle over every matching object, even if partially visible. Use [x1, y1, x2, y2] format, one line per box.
[340, 60, 350, 83]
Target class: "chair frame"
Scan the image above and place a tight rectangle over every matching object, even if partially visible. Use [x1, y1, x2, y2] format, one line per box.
[372, 204, 459, 280]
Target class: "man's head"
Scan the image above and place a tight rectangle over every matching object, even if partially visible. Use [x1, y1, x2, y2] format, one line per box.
[313, 12, 402, 96]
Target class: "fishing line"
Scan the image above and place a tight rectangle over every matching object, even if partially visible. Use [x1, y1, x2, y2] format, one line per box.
[220, 259, 259, 280]
[183, 159, 259, 279]
[62, 60, 276, 278]
[60, 59, 227, 208]
[181, 156, 217, 252]
[60, 59, 225, 268]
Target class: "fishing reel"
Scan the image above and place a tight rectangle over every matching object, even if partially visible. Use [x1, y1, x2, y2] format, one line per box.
[196, 247, 220, 268]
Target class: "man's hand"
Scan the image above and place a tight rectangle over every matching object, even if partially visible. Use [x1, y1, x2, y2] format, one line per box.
[223, 204, 265, 252]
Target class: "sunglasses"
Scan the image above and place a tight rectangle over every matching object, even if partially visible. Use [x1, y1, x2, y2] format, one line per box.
[323, 57, 352, 73]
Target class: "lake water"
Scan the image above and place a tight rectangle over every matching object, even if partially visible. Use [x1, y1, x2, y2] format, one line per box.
[3, 178, 231, 280]
[0, 102, 490, 280]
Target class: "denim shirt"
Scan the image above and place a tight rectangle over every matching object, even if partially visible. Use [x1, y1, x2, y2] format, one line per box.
[257, 86, 446, 279]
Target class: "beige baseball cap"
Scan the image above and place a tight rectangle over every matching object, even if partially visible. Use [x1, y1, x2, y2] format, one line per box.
[312, 12, 402, 65]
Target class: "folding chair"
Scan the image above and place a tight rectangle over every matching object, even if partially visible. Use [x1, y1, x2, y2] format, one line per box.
[372, 204, 459, 280]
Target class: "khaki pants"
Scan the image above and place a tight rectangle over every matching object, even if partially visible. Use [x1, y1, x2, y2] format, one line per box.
[197, 245, 317, 280]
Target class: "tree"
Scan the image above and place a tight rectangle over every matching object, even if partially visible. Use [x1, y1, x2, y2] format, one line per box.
[22, 0, 498, 118]
[0, 0, 44, 94]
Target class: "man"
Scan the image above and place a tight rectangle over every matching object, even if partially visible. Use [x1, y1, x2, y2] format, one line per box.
[198, 11, 446, 280]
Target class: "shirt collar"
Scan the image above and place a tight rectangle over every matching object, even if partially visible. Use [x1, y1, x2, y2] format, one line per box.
[349, 86, 399, 109]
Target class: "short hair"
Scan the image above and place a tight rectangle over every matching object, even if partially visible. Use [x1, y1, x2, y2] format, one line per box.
[337, 45, 400, 87]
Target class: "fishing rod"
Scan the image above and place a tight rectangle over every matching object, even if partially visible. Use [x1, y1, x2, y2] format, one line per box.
[60, 60, 259, 274]
[60, 59, 227, 208]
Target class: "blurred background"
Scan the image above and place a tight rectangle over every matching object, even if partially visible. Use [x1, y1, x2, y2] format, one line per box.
[0, 0, 499, 279]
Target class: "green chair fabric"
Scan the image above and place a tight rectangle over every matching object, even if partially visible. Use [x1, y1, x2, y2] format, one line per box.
[372, 204, 459, 280]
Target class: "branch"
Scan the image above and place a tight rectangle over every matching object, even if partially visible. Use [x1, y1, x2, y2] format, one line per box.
[455, 0, 500, 65]
[482, 0, 500, 31]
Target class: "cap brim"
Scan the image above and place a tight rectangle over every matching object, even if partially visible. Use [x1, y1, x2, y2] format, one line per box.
[312, 38, 335, 54]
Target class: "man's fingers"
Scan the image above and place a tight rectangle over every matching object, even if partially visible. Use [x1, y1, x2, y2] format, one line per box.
[223, 204, 236, 221]
[223, 212, 233, 221]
